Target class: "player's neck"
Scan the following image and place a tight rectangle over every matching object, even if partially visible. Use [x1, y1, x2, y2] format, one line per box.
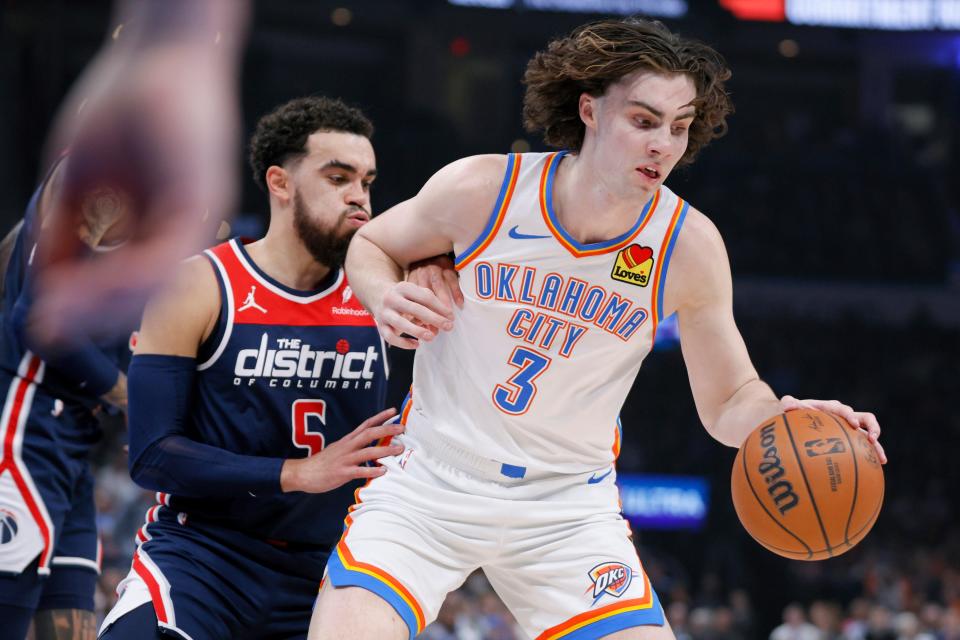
[244, 225, 332, 291]
[552, 151, 657, 244]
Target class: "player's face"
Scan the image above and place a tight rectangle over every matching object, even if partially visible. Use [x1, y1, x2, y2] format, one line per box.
[588, 71, 696, 196]
[288, 131, 377, 266]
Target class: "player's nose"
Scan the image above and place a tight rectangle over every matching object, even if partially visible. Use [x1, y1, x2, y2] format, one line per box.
[646, 127, 672, 159]
[345, 181, 369, 208]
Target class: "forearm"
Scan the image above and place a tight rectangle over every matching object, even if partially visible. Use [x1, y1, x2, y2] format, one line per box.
[131, 435, 283, 498]
[128, 353, 283, 497]
[707, 378, 781, 448]
[344, 232, 405, 315]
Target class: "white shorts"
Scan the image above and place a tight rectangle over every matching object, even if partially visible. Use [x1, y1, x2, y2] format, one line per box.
[325, 430, 664, 639]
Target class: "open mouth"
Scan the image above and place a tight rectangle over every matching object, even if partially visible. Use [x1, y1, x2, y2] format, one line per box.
[638, 165, 661, 180]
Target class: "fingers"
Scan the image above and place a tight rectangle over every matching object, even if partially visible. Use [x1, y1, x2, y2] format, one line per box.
[405, 267, 430, 290]
[782, 397, 887, 465]
[378, 309, 437, 343]
[378, 325, 422, 350]
[375, 281, 457, 345]
[349, 443, 404, 465]
[442, 268, 464, 308]
[407, 256, 463, 311]
[854, 411, 881, 440]
[352, 465, 388, 479]
[428, 268, 454, 312]
[386, 293, 453, 334]
[779, 395, 812, 411]
[871, 439, 888, 465]
[815, 400, 857, 428]
[852, 410, 886, 464]
[351, 408, 399, 434]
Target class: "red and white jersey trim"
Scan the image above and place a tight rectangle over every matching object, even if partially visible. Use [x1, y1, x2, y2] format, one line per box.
[230, 239, 344, 304]
[197, 249, 235, 371]
[0, 352, 54, 575]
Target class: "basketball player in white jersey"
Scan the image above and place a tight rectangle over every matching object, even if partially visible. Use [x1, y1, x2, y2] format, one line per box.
[309, 18, 886, 640]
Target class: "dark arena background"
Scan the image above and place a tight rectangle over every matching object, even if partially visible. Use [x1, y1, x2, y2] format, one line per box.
[2, 0, 959, 638]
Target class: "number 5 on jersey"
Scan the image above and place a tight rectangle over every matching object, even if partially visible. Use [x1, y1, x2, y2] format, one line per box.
[493, 346, 551, 415]
[292, 399, 326, 455]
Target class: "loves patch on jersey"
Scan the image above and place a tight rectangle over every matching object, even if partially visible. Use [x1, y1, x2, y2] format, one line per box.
[610, 244, 654, 287]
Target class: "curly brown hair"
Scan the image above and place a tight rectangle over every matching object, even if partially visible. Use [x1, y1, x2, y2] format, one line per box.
[523, 18, 733, 166]
[249, 96, 374, 192]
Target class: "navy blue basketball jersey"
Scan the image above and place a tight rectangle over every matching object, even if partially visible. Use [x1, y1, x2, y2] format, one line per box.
[0, 164, 132, 577]
[0, 169, 132, 447]
[148, 238, 388, 547]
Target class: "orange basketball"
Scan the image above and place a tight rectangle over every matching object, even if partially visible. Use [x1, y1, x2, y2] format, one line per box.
[731, 410, 884, 561]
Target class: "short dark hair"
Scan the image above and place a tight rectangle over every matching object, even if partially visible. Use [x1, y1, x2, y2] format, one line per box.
[523, 18, 733, 166]
[248, 96, 374, 192]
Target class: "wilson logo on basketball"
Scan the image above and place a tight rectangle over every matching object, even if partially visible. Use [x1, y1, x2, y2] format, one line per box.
[611, 244, 654, 287]
[0, 508, 19, 545]
[587, 562, 633, 602]
[758, 423, 800, 515]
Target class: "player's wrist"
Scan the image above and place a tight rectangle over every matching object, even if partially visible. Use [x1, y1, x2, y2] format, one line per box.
[279, 458, 305, 493]
[370, 280, 402, 320]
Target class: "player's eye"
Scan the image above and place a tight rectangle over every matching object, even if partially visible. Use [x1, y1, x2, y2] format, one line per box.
[328, 175, 346, 184]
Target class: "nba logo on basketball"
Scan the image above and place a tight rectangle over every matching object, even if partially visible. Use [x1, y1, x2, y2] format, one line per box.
[611, 244, 654, 287]
[588, 562, 633, 601]
[0, 508, 18, 545]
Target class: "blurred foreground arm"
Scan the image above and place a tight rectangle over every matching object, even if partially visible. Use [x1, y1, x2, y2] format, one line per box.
[31, 0, 249, 346]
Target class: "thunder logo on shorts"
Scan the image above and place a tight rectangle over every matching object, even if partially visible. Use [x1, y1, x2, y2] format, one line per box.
[586, 562, 633, 605]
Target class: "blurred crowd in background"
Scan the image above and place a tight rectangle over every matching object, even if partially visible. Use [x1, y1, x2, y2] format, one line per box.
[5, 1, 959, 639]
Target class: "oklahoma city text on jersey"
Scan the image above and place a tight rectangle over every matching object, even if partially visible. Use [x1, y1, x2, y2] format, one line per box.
[473, 261, 649, 358]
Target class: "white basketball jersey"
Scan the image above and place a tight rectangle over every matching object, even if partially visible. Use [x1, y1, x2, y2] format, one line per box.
[406, 151, 689, 474]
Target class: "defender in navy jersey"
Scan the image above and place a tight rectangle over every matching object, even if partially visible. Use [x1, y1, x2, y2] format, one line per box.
[0, 157, 132, 640]
[99, 97, 455, 640]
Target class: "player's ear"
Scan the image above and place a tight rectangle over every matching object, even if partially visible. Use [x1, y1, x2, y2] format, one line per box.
[265, 166, 291, 204]
[579, 93, 598, 131]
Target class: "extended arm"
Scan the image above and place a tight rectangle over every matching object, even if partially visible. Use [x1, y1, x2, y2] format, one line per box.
[666, 209, 885, 461]
[31, 0, 249, 345]
[666, 211, 778, 446]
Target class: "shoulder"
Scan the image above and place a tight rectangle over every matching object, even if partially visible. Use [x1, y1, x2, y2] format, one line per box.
[420, 154, 508, 205]
[663, 205, 732, 312]
[170, 253, 220, 298]
[136, 254, 220, 356]
[432, 154, 508, 186]
[398, 154, 511, 247]
[674, 206, 726, 264]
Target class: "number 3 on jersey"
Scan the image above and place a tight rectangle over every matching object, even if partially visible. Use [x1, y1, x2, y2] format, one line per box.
[493, 346, 551, 415]
[292, 399, 326, 455]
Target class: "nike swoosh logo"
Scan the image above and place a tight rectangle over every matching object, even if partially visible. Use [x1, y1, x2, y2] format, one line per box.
[587, 468, 614, 484]
[508, 225, 550, 240]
